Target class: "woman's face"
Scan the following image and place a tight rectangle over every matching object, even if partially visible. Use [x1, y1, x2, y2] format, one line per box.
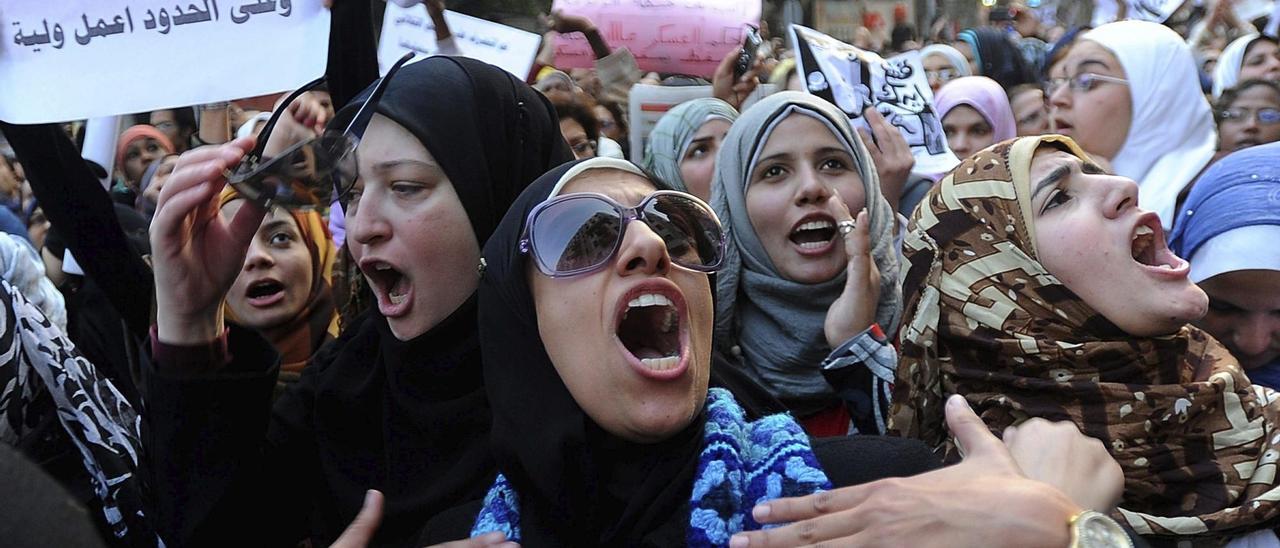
[530, 171, 712, 443]
[149, 110, 190, 153]
[1030, 148, 1207, 336]
[942, 104, 995, 160]
[560, 118, 596, 160]
[346, 114, 481, 341]
[678, 118, 733, 201]
[1217, 84, 1280, 152]
[1239, 40, 1280, 84]
[1047, 41, 1132, 161]
[952, 41, 979, 74]
[593, 105, 622, 141]
[223, 202, 315, 331]
[1011, 88, 1050, 136]
[124, 137, 168, 186]
[142, 155, 179, 207]
[746, 113, 866, 284]
[1195, 269, 1280, 370]
[923, 54, 959, 92]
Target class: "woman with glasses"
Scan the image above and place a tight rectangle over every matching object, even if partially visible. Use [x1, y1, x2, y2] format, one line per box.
[709, 92, 903, 437]
[447, 157, 939, 545]
[920, 44, 973, 93]
[935, 76, 1018, 161]
[640, 98, 738, 201]
[1213, 79, 1280, 157]
[143, 57, 573, 547]
[1047, 20, 1217, 229]
[1212, 34, 1280, 99]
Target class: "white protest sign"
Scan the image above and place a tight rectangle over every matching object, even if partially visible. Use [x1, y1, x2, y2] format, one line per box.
[550, 0, 761, 77]
[376, 5, 541, 79]
[790, 24, 958, 175]
[1124, 0, 1185, 22]
[627, 83, 776, 161]
[1, 0, 330, 124]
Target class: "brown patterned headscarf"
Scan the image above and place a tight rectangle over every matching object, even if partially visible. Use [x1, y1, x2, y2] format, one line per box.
[889, 135, 1280, 541]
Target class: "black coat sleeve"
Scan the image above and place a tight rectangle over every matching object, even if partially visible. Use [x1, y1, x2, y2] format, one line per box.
[141, 326, 324, 547]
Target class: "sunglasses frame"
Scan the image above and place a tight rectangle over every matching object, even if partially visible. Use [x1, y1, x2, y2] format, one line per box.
[227, 52, 416, 210]
[519, 190, 728, 278]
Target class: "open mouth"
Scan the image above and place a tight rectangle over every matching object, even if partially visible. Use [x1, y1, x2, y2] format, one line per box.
[617, 293, 682, 371]
[1130, 215, 1189, 275]
[245, 278, 286, 307]
[1053, 118, 1073, 132]
[789, 216, 838, 251]
[361, 259, 412, 313]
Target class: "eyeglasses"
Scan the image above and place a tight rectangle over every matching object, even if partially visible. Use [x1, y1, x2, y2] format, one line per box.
[519, 191, 728, 277]
[570, 139, 597, 157]
[226, 52, 414, 210]
[1218, 107, 1280, 125]
[1045, 73, 1129, 96]
[926, 68, 958, 82]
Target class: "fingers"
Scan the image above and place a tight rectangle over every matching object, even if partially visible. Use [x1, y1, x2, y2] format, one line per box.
[715, 46, 739, 78]
[751, 483, 882, 524]
[426, 531, 517, 548]
[226, 195, 269, 248]
[732, 497, 877, 547]
[329, 490, 383, 548]
[944, 395, 1007, 462]
[844, 209, 873, 290]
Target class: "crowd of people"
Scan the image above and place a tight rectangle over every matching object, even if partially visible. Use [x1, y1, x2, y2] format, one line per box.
[1, 0, 1279, 546]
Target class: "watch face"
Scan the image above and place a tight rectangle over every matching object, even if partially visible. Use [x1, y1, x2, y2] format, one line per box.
[1079, 513, 1130, 548]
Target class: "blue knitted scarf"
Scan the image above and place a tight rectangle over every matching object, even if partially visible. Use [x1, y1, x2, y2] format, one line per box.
[471, 387, 832, 545]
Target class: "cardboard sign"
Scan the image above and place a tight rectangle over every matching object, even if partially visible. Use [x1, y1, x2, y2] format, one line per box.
[550, 0, 761, 77]
[627, 83, 776, 161]
[1, 0, 330, 123]
[377, 5, 541, 78]
[790, 24, 958, 175]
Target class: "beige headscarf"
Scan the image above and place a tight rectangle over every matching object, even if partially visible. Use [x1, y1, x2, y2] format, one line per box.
[890, 135, 1280, 542]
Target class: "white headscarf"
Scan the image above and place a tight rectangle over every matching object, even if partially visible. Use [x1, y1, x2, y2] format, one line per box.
[1213, 33, 1263, 99]
[920, 44, 974, 77]
[1084, 21, 1217, 229]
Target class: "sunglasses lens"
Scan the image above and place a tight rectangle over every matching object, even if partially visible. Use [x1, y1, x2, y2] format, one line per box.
[229, 133, 357, 210]
[644, 194, 724, 270]
[531, 196, 623, 274]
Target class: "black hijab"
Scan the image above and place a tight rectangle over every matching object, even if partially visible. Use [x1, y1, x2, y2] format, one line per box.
[959, 27, 1036, 90]
[303, 57, 572, 546]
[479, 161, 711, 546]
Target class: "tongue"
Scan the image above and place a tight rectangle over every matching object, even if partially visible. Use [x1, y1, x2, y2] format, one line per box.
[388, 275, 409, 303]
[792, 229, 832, 245]
[632, 346, 667, 359]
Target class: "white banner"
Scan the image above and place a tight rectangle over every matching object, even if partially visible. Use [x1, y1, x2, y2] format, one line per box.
[790, 24, 958, 175]
[377, 5, 540, 79]
[1, 0, 330, 124]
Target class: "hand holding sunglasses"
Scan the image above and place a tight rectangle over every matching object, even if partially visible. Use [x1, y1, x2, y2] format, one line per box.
[226, 53, 414, 210]
[520, 191, 728, 277]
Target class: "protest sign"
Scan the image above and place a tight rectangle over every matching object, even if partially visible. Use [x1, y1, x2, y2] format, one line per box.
[1, 0, 330, 124]
[1124, 0, 1184, 22]
[377, 5, 541, 78]
[550, 0, 761, 77]
[789, 24, 958, 175]
[627, 83, 776, 159]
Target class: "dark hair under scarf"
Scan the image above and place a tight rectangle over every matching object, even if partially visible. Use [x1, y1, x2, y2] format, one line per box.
[332, 56, 572, 244]
[295, 57, 573, 546]
[478, 161, 706, 546]
[958, 27, 1036, 90]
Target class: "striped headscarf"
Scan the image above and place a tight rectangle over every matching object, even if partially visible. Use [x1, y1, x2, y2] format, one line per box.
[890, 135, 1280, 542]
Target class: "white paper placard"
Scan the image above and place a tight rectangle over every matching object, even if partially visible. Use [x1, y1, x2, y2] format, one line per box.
[377, 5, 540, 79]
[790, 24, 958, 176]
[1, 0, 330, 124]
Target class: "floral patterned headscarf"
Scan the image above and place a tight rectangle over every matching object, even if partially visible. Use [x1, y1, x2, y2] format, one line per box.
[889, 135, 1280, 541]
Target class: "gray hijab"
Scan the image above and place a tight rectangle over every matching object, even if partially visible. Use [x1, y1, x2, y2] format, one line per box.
[640, 98, 738, 193]
[709, 91, 902, 413]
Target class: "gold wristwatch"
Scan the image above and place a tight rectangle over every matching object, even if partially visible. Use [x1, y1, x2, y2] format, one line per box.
[1068, 510, 1133, 548]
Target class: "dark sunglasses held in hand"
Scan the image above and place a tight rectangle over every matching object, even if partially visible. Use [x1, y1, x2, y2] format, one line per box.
[520, 191, 728, 277]
[225, 53, 414, 210]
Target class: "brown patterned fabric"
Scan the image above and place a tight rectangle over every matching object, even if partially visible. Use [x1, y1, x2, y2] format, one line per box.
[889, 135, 1280, 541]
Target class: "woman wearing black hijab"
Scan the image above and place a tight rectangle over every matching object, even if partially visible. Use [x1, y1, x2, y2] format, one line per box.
[451, 158, 939, 546]
[143, 56, 573, 548]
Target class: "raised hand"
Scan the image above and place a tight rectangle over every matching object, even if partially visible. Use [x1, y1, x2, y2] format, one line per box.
[1003, 419, 1125, 512]
[856, 107, 914, 214]
[151, 137, 266, 345]
[824, 204, 880, 348]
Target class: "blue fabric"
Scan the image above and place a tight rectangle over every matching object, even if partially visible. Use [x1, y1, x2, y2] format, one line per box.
[1247, 361, 1280, 390]
[1169, 142, 1280, 258]
[471, 388, 832, 545]
[0, 204, 29, 243]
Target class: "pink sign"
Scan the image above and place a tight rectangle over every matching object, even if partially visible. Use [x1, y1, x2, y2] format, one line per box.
[551, 0, 761, 77]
